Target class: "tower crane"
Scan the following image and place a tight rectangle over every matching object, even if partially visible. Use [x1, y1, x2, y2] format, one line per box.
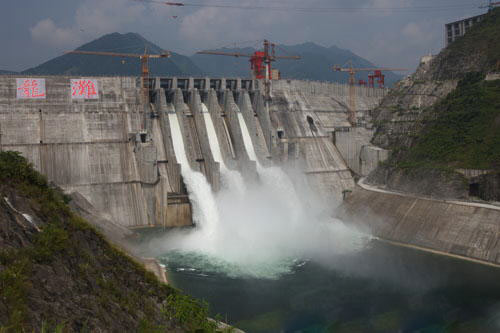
[333, 61, 408, 126]
[65, 49, 171, 104]
[197, 40, 301, 80]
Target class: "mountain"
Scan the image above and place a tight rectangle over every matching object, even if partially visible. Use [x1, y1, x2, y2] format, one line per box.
[0, 70, 17, 75]
[23, 32, 203, 77]
[190, 42, 403, 85]
[21, 32, 402, 85]
[368, 8, 500, 201]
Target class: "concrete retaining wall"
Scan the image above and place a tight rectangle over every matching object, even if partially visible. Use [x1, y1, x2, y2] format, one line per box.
[335, 127, 389, 176]
[339, 187, 500, 265]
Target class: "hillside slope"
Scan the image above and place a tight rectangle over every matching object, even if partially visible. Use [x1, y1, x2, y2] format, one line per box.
[0, 152, 219, 332]
[23, 33, 203, 77]
[368, 8, 500, 201]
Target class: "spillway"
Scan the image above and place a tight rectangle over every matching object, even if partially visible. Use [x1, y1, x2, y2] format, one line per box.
[237, 110, 302, 219]
[168, 112, 219, 235]
[202, 103, 245, 194]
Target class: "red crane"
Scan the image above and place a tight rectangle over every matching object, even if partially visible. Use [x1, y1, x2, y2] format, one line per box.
[333, 61, 408, 125]
[197, 40, 301, 80]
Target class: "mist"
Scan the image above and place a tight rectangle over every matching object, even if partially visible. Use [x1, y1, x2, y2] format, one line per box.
[141, 160, 369, 279]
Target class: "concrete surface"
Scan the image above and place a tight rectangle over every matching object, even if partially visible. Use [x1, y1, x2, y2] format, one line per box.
[0, 75, 386, 227]
[339, 179, 500, 266]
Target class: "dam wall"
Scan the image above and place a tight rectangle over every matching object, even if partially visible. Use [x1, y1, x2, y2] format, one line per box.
[0, 75, 387, 227]
[339, 185, 500, 266]
[269, 79, 387, 199]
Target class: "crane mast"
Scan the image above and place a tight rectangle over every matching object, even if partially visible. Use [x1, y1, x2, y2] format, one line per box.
[333, 61, 408, 126]
[65, 50, 171, 105]
[197, 40, 300, 80]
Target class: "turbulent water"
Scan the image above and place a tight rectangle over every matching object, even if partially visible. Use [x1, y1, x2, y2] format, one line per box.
[150, 109, 366, 279]
[168, 112, 219, 238]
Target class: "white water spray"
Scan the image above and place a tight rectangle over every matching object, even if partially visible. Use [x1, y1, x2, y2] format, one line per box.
[237, 111, 302, 220]
[151, 111, 367, 279]
[168, 113, 219, 238]
[202, 103, 245, 195]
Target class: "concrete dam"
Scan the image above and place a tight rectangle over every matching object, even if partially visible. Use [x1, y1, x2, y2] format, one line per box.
[3, 75, 500, 269]
[0, 75, 386, 229]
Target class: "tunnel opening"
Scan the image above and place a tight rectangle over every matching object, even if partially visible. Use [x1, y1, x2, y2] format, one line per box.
[182, 90, 190, 104]
[306, 116, 317, 132]
[200, 90, 208, 103]
[193, 79, 205, 90]
[165, 90, 174, 104]
[140, 133, 147, 143]
[277, 130, 284, 139]
[226, 80, 237, 90]
[210, 79, 222, 90]
[241, 80, 253, 90]
[469, 182, 480, 197]
[232, 91, 240, 102]
[160, 78, 173, 90]
[177, 79, 189, 90]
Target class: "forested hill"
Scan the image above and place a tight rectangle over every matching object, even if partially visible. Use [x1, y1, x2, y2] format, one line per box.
[23, 32, 203, 77]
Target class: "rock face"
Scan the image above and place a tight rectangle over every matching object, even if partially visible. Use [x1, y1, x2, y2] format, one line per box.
[371, 57, 458, 151]
[367, 167, 469, 200]
[367, 8, 500, 202]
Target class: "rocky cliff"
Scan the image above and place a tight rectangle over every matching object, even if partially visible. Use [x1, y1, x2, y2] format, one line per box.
[367, 8, 500, 202]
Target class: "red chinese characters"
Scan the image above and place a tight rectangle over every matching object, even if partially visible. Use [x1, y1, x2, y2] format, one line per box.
[16, 79, 46, 99]
[71, 79, 99, 99]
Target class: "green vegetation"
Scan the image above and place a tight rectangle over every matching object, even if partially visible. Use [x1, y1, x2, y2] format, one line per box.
[235, 310, 288, 332]
[0, 151, 221, 332]
[435, 7, 500, 80]
[396, 73, 500, 171]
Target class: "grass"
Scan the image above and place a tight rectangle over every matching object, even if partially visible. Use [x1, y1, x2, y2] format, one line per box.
[395, 73, 500, 171]
[0, 151, 222, 332]
[434, 7, 500, 80]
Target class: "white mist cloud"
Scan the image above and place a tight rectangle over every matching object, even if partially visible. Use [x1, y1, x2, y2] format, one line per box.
[30, 18, 81, 47]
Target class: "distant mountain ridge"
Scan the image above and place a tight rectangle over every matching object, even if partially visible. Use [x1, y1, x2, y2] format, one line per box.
[0, 70, 17, 75]
[23, 33, 203, 77]
[22, 32, 402, 85]
[190, 41, 403, 85]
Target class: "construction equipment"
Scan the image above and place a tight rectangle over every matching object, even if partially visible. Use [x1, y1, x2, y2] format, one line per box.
[333, 61, 407, 126]
[480, 0, 500, 11]
[197, 40, 300, 80]
[65, 49, 171, 104]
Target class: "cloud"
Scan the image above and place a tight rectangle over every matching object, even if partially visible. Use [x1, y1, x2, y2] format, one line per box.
[30, 0, 146, 49]
[30, 19, 81, 48]
[22, 0, 482, 70]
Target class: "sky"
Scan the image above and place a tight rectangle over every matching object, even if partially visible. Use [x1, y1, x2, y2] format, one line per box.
[0, 0, 487, 72]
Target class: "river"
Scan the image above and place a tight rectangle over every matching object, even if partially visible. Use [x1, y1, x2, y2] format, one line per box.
[154, 239, 500, 332]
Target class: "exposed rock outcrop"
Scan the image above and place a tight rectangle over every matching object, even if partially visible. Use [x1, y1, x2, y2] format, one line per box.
[367, 8, 500, 202]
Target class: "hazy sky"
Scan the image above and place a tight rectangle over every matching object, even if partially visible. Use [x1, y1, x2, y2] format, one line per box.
[1, 0, 486, 72]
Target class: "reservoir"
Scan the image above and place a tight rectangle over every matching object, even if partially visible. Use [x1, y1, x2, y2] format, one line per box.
[151, 239, 500, 332]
